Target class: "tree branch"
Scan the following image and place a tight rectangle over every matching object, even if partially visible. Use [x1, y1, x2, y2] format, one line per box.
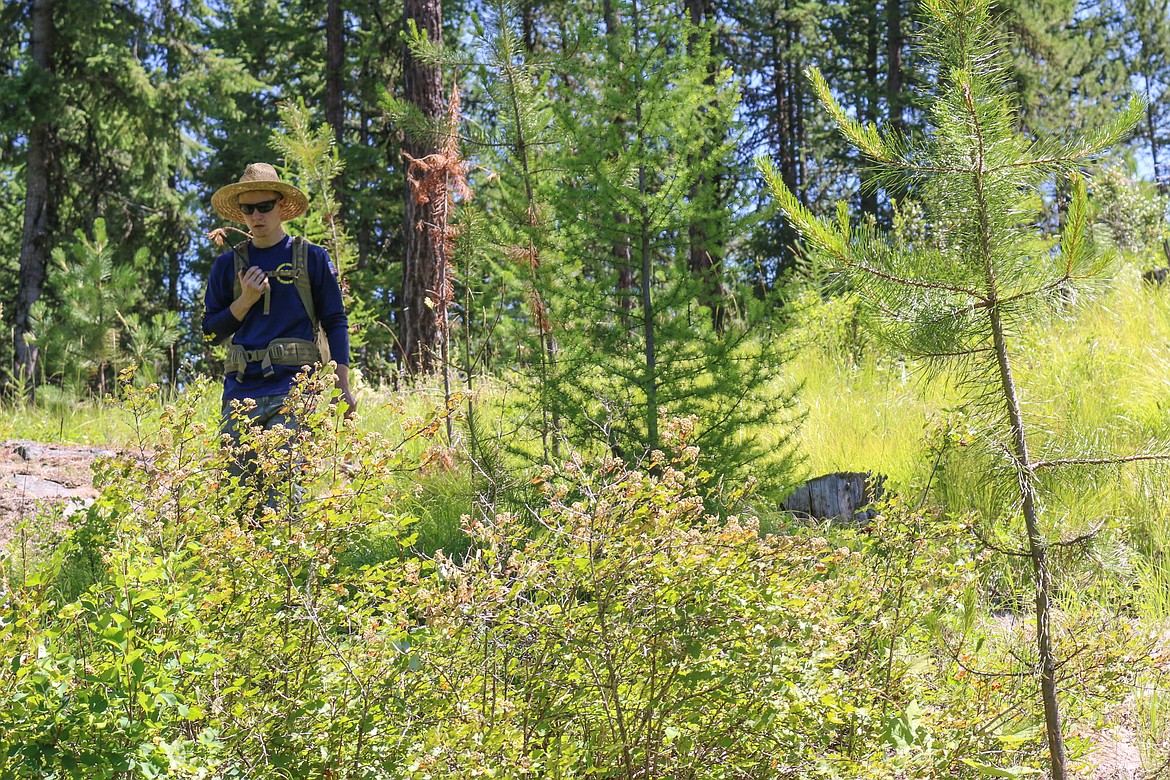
[1031, 452, 1170, 471]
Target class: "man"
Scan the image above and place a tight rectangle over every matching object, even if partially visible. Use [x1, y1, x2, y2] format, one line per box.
[202, 162, 356, 508]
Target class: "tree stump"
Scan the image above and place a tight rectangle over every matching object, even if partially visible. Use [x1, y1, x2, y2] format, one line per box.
[782, 471, 886, 523]
[1142, 267, 1169, 285]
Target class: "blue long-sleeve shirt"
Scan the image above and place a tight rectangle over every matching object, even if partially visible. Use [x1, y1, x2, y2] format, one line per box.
[202, 235, 350, 401]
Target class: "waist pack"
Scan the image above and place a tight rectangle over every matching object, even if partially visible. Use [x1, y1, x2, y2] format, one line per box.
[224, 338, 321, 381]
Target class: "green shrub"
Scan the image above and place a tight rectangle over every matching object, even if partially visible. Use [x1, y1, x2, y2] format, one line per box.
[0, 374, 1105, 778]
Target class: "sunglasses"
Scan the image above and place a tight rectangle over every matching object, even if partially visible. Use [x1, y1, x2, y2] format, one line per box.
[239, 198, 280, 215]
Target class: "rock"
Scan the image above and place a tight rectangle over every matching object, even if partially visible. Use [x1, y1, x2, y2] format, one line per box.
[14, 442, 42, 461]
[6, 473, 88, 499]
[782, 471, 886, 523]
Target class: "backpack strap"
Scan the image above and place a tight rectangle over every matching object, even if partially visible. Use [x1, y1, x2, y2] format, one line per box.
[255, 237, 315, 326]
[222, 236, 325, 380]
[293, 236, 317, 330]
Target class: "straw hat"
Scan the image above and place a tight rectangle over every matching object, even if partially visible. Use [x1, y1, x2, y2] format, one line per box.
[211, 162, 309, 223]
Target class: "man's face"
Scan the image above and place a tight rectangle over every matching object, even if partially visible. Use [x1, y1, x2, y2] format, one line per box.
[238, 190, 283, 242]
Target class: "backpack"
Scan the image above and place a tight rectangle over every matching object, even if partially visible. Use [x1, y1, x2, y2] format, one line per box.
[223, 235, 332, 381]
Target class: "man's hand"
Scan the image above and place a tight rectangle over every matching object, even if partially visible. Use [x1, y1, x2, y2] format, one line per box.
[338, 387, 358, 420]
[230, 266, 269, 321]
[334, 364, 357, 420]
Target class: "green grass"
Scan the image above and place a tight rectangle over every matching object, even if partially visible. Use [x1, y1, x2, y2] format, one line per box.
[0, 384, 140, 445]
[788, 260, 1170, 513]
[784, 259, 1170, 767]
[788, 349, 952, 492]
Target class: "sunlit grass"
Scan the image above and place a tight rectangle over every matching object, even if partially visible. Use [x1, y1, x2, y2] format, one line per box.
[0, 385, 142, 446]
[788, 349, 952, 492]
[788, 258, 1170, 507]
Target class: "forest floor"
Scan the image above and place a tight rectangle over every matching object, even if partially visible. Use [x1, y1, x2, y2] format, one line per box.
[0, 438, 1154, 779]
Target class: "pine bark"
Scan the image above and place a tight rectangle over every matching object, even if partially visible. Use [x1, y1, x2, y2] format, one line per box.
[859, 1, 879, 218]
[887, 0, 904, 137]
[684, 0, 726, 334]
[977, 143, 1067, 777]
[988, 303, 1067, 780]
[326, 0, 345, 147]
[14, 0, 57, 396]
[401, 0, 444, 374]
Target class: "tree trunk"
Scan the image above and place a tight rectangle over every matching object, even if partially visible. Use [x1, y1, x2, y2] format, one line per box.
[604, 0, 634, 330]
[782, 471, 886, 522]
[791, 1, 807, 208]
[1146, 71, 1166, 197]
[988, 302, 1067, 780]
[774, 11, 795, 194]
[357, 99, 371, 270]
[400, 0, 444, 375]
[887, 0, 904, 138]
[684, 0, 726, 334]
[770, 3, 803, 282]
[14, 0, 57, 397]
[633, 0, 657, 450]
[979, 151, 1067, 775]
[639, 182, 657, 450]
[326, 0, 345, 147]
[520, 0, 536, 51]
[860, 0, 879, 218]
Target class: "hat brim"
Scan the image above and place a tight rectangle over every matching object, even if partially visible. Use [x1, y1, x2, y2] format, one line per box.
[211, 180, 309, 223]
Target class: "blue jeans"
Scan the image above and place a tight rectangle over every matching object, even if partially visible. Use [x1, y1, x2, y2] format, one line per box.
[221, 394, 302, 520]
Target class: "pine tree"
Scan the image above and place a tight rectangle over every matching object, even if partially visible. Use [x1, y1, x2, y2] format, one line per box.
[391, 0, 565, 458]
[30, 219, 156, 395]
[12, 0, 54, 393]
[997, 0, 1130, 145]
[762, 0, 1159, 775]
[1118, 0, 1170, 195]
[4, 0, 251, 395]
[728, 0, 830, 286]
[399, 0, 447, 375]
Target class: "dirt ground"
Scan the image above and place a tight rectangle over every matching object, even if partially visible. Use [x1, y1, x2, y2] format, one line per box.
[0, 439, 108, 551]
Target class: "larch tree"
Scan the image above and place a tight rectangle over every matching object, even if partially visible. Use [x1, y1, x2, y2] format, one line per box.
[547, 0, 802, 495]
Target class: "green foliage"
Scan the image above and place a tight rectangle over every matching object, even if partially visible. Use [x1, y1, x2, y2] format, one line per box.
[269, 99, 375, 358]
[0, 369, 446, 777]
[1, 0, 256, 300]
[761, 0, 1143, 440]
[31, 219, 180, 394]
[404, 447, 1030, 780]
[996, 0, 1131, 145]
[392, 0, 805, 498]
[0, 370, 1055, 778]
[762, 0, 1160, 775]
[1091, 158, 1168, 256]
